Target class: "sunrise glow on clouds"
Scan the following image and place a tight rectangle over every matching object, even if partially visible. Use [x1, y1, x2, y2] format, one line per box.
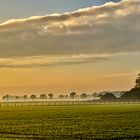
[0, 0, 139, 94]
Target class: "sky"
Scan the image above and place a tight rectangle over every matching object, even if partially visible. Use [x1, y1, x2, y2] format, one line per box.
[0, 0, 121, 22]
[0, 0, 140, 96]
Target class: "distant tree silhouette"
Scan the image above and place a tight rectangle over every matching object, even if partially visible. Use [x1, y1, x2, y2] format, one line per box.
[98, 94, 103, 98]
[75, 95, 79, 99]
[120, 73, 140, 101]
[15, 96, 19, 100]
[48, 93, 53, 100]
[2, 96, 6, 101]
[120, 88, 140, 101]
[58, 95, 65, 99]
[69, 92, 76, 99]
[92, 93, 98, 98]
[101, 93, 117, 101]
[80, 93, 87, 99]
[40, 94, 46, 100]
[65, 95, 68, 98]
[23, 95, 27, 101]
[135, 73, 140, 88]
[30, 95, 36, 100]
[4, 95, 10, 101]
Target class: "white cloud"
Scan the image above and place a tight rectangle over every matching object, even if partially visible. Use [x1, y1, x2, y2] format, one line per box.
[0, 0, 139, 67]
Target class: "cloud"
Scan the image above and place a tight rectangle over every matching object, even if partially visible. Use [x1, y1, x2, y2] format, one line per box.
[104, 72, 132, 78]
[0, 0, 139, 68]
[0, 55, 109, 68]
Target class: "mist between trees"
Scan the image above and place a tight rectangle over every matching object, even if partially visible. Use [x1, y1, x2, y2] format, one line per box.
[1, 74, 140, 102]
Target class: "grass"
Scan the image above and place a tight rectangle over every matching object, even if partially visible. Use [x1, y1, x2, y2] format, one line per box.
[0, 104, 140, 139]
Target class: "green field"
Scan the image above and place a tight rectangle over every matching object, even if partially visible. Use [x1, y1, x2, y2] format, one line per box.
[0, 105, 140, 139]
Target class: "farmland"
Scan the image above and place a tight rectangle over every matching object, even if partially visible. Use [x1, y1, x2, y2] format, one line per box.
[0, 105, 140, 139]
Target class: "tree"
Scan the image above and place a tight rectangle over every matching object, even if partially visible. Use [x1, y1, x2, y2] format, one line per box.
[65, 95, 68, 98]
[3, 95, 10, 101]
[2, 96, 6, 101]
[69, 92, 76, 99]
[135, 73, 140, 88]
[120, 73, 140, 101]
[101, 93, 117, 101]
[15, 96, 19, 100]
[40, 94, 46, 100]
[30, 95, 36, 100]
[98, 94, 103, 98]
[80, 93, 87, 99]
[120, 88, 140, 101]
[58, 95, 65, 99]
[92, 92, 98, 98]
[48, 93, 53, 100]
[23, 95, 27, 101]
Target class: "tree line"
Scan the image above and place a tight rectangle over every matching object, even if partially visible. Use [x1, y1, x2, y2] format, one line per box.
[2, 92, 88, 101]
[2, 73, 140, 102]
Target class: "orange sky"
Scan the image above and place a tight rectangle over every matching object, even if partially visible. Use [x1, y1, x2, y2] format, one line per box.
[0, 54, 138, 96]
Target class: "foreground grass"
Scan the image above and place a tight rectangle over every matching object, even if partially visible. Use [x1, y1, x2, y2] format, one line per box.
[0, 105, 140, 139]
